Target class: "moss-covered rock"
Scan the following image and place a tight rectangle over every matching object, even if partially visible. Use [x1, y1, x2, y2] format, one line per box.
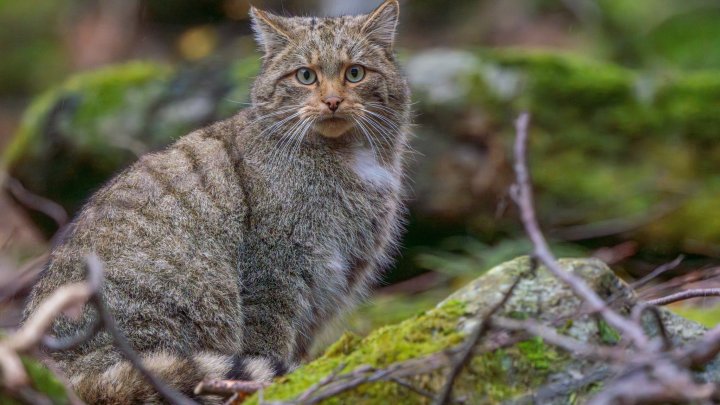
[247, 257, 719, 404]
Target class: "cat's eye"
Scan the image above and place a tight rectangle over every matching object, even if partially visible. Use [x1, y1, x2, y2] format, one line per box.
[296, 68, 317, 85]
[345, 65, 365, 83]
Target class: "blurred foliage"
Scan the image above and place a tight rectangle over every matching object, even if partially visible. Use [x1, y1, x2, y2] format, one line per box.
[670, 303, 720, 328]
[416, 237, 587, 278]
[3, 1, 720, 399]
[0, 356, 69, 404]
[5, 47, 720, 271]
[0, 0, 69, 96]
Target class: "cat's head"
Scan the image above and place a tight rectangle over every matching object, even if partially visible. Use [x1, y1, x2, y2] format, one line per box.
[249, 0, 409, 143]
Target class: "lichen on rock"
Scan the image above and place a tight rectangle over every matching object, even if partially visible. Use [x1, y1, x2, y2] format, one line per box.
[249, 257, 720, 404]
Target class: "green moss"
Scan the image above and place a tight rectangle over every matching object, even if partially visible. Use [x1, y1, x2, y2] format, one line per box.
[456, 337, 568, 403]
[247, 300, 467, 404]
[597, 320, 621, 345]
[3, 61, 171, 168]
[21, 356, 69, 404]
[517, 337, 561, 370]
[669, 304, 720, 328]
[0, 356, 69, 404]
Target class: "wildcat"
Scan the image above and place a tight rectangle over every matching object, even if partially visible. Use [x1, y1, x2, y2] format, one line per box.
[23, 0, 410, 403]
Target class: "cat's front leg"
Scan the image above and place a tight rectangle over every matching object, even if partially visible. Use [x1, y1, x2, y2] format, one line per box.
[236, 241, 311, 375]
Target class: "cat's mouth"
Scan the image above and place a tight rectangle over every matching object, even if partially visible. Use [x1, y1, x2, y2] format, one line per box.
[315, 115, 353, 138]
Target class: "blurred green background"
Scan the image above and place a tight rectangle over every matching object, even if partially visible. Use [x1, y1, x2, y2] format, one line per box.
[2, 0, 720, 334]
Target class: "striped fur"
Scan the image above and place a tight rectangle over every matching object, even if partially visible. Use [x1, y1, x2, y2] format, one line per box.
[24, 1, 410, 402]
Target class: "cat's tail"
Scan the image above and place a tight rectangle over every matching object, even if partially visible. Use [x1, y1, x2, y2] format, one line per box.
[67, 350, 287, 404]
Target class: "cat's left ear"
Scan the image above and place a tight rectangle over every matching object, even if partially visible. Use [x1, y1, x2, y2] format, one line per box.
[361, 0, 400, 50]
[250, 7, 294, 55]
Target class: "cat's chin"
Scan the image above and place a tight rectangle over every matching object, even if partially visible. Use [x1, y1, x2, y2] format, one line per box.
[315, 117, 353, 138]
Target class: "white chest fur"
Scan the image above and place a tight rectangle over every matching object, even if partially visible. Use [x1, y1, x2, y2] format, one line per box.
[350, 147, 399, 191]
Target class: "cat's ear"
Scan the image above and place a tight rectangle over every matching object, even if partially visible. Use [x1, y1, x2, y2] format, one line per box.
[361, 0, 400, 50]
[249, 7, 293, 55]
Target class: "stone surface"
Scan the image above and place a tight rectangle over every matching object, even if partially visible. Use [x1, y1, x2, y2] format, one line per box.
[247, 257, 720, 404]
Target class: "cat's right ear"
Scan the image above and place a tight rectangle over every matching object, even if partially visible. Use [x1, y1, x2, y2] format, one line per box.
[249, 7, 293, 55]
[361, 0, 400, 50]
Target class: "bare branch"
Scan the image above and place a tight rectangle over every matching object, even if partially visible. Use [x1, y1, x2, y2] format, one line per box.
[631, 304, 671, 350]
[510, 112, 648, 348]
[5, 177, 68, 228]
[646, 288, 720, 306]
[493, 317, 630, 362]
[0, 253, 49, 303]
[42, 317, 102, 352]
[631, 255, 685, 291]
[82, 255, 198, 405]
[0, 254, 198, 405]
[194, 379, 270, 397]
[434, 273, 525, 405]
[6, 284, 92, 352]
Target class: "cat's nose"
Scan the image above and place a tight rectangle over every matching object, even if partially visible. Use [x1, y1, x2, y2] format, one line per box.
[323, 96, 343, 112]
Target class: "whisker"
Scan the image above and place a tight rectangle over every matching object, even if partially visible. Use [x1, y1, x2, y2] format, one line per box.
[269, 116, 306, 166]
[289, 118, 314, 161]
[359, 114, 394, 146]
[259, 111, 301, 138]
[353, 117, 379, 159]
[361, 108, 401, 132]
[365, 102, 402, 117]
[253, 105, 303, 123]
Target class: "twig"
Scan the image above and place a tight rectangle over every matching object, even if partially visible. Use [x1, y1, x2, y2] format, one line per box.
[294, 363, 347, 402]
[646, 288, 720, 306]
[492, 317, 629, 362]
[0, 282, 93, 389]
[194, 379, 270, 397]
[82, 255, 197, 405]
[0, 253, 49, 303]
[0, 254, 197, 405]
[631, 304, 671, 350]
[389, 377, 437, 400]
[5, 177, 68, 228]
[276, 347, 469, 405]
[42, 317, 103, 351]
[631, 255, 685, 290]
[434, 274, 525, 405]
[509, 112, 648, 348]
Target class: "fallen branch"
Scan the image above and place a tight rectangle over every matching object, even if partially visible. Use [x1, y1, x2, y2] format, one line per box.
[646, 288, 720, 306]
[630, 255, 685, 291]
[5, 177, 68, 229]
[510, 112, 648, 348]
[434, 273, 526, 405]
[194, 379, 270, 397]
[0, 254, 198, 405]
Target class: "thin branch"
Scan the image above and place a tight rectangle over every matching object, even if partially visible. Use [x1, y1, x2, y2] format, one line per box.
[0, 254, 197, 405]
[551, 199, 683, 241]
[83, 255, 197, 405]
[194, 379, 270, 397]
[5, 177, 68, 228]
[631, 304, 671, 350]
[0, 253, 49, 303]
[510, 112, 648, 348]
[434, 273, 525, 405]
[646, 288, 720, 306]
[5, 284, 92, 353]
[389, 377, 437, 401]
[493, 317, 630, 362]
[294, 363, 347, 402]
[631, 255, 685, 290]
[42, 317, 103, 352]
